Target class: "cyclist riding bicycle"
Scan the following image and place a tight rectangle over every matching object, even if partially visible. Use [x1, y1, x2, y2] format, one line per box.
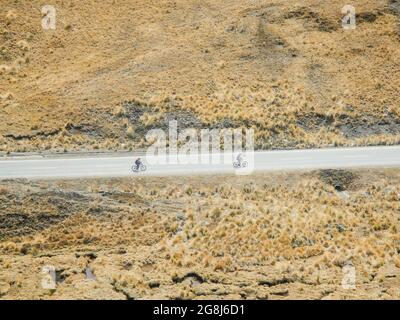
[233, 153, 248, 169]
[134, 157, 143, 170]
[236, 153, 244, 166]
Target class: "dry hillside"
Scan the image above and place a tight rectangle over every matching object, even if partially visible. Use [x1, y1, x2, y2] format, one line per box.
[0, 0, 399, 152]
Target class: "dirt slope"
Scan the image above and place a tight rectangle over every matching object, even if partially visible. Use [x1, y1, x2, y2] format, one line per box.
[1, 0, 399, 152]
[0, 170, 399, 299]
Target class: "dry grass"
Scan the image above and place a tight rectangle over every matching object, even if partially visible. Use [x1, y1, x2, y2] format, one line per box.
[0, 0, 400, 152]
[0, 169, 399, 299]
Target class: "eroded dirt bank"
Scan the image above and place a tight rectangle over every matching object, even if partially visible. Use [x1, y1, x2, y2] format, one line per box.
[0, 169, 399, 299]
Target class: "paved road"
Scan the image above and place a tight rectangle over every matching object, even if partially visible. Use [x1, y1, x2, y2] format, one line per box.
[0, 146, 399, 180]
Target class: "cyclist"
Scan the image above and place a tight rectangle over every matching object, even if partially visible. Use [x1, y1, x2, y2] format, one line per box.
[134, 157, 143, 170]
[236, 153, 244, 166]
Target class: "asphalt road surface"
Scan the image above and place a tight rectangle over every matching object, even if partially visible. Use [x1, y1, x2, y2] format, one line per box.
[0, 146, 399, 180]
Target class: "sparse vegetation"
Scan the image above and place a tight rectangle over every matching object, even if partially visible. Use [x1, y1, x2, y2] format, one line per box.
[1, 0, 400, 152]
[0, 0, 399, 301]
[0, 169, 399, 299]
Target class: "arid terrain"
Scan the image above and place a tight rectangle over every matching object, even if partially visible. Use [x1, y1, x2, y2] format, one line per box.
[0, 169, 399, 300]
[1, 0, 400, 301]
[1, 0, 400, 152]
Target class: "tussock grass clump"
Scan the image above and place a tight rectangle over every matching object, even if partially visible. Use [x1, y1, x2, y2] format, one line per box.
[113, 105, 125, 117]
[126, 126, 134, 138]
[16, 40, 29, 52]
[5, 10, 17, 24]
[0, 65, 10, 75]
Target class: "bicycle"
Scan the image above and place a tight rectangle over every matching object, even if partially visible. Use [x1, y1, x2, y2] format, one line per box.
[131, 163, 147, 173]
